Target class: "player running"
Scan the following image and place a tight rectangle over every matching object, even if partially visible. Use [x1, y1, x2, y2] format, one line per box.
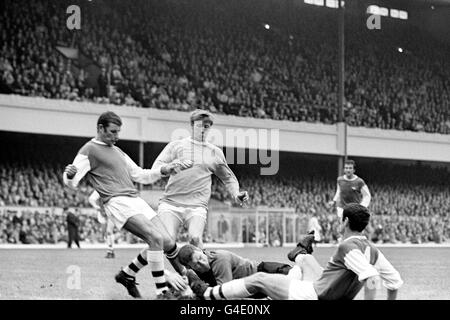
[329, 159, 371, 219]
[63, 111, 191, 299]
[154, 109, 249, 248]
[88, 190, 116, 258]
[188, 204, 403, 300]
[118, 109, 249, 284]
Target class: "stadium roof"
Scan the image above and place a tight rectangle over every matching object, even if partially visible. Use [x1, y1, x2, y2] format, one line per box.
[357, 0, 450, 8]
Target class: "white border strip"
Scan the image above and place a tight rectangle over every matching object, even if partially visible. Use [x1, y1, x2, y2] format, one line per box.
[1, 242, 450, 249]
[0, 242, 245, 250]
[283, 242, 450, 248]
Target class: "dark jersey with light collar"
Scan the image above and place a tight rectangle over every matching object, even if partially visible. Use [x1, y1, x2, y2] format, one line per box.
[78, 140, 139, 202]
[336, 175, 366, 208]
[313, 236, 403, 300]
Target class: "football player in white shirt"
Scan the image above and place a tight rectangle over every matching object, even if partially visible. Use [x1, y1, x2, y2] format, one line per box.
[119, 109, 249, 281]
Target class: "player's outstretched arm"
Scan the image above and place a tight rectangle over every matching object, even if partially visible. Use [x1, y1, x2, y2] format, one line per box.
[151, 141, 177, 176]
[216, 164, 249, 205]
[360, 185, 371, 207]
[123, 151, 191, 184]
[160, 159, 193, 176]
[213, 148, 249, 205]
[63, 154, 91, 190]
[328, 184, 340, 206]
[373, 251, 403, 300]
[88, 190, 101, 210]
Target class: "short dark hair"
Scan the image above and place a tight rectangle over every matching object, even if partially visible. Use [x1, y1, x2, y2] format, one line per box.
[97, 111, 122, 129]
[342, 203, 370, 232]
[178, 244, 201, 266]
[344, 159, 356, 168]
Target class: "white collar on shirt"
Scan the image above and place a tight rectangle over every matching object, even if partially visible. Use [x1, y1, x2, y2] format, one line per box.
[91, 138, 107, 145]
[188, 136, 208, 145]
[343, 175, 358, 181]
[343, 235, 367, 242]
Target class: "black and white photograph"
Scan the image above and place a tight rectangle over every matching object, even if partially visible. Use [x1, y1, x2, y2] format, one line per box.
[0, 0, 449, 312]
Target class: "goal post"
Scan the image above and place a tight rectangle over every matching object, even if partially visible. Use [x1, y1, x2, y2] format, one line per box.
[207, 204, 308, 246]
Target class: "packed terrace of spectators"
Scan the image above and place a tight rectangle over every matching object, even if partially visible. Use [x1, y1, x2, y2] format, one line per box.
[1, 0, 448, 244]
[1, 0, 449, 133]
[1, 144, 448, 244]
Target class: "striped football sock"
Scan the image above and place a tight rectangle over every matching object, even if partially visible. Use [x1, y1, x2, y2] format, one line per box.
[147, 250, 169, 295]
[203, 279, 251, 300]
[164, 243, 179, 260]
[122, 248, 148, 277]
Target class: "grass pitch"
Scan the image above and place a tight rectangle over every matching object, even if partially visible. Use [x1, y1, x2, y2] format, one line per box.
[0, 246, 449, 300]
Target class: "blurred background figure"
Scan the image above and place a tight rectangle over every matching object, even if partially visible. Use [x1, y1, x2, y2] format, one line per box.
[307, 208, 322, 246]
[65, 207, 81, 249]
[217, 214, 229, 243]
[89, 190, 115, 258]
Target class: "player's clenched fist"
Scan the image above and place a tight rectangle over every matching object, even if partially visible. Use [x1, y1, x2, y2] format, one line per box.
[161, 159, 193, 176]
[235, 190, 249, 204]
[65, 164, 78, 179]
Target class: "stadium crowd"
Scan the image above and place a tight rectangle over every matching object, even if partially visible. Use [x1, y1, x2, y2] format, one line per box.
[0, 208, 101, 244]
[1, 152, 449, 245]
[0, 0, 448, 244]
[0, 206, 208, 245]
[0, 163, 92, 208]
[0, 0, 449, 134]
[214, 161, 450, 244]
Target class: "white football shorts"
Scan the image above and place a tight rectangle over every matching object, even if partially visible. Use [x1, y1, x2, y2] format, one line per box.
[288, 279, 318, 300]
[104, 196, 157, 230]
[158, 202, 207, 223]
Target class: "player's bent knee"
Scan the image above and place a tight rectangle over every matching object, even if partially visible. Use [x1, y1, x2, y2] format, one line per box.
[163, 236, 176, 251]
[152, 232, 164, 247]
[250, 272, 269, 288]
[302, 254, 316, 265]
[142, 230, 164, 248]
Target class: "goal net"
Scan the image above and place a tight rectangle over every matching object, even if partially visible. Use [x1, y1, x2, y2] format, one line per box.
[207, 204, 309, 246]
